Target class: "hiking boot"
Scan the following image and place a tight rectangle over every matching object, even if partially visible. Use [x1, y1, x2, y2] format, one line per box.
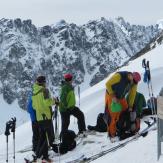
[110, 136, 119, 143]
[87, 125, 96, 131]
[77, 131, 88, 138]
[35, 159, 42, 163]
[42, 158, 53, 163]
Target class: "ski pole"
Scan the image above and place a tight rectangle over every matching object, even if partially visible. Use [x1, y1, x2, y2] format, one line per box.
[5, 122, 10, 163]
[78, 85, 80, 108]
[54, 97, 60, 142]
[74, 85, 81, 124]
[142, 59, 154, 115]
[52, 99, 60, 163]
[146, 61, 157, 116]
[11, 117, 16, 163]
[6, 134, 9, 163]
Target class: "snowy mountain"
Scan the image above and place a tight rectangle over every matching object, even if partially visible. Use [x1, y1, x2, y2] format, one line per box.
[0, 17, 161, 110]
[0, 33, 163, 163]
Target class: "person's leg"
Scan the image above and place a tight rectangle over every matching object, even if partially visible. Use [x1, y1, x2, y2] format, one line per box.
[96, 113, 107, 132]
[50, 120, 55, 144]
[117, 98, 130, 133]
[135, 118, 141, 132]
[119, 98, 128, 112]
[36, 122, 48, 159]
[60, 111, 70, 133]
[32, 121, 39, 153]
[106, 95, 120, 137]
[70, 107, 86, 133]
[45, 120, 55, 147]
[108, 111, 120, 137]
[116, 111, 127, 137]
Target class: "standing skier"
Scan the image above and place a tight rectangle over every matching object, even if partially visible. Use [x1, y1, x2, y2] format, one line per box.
[27, 93, 39, 154]
[105, 71, 141, 142]
[32, 76, 56, 162]
[59, 74, 86, 137]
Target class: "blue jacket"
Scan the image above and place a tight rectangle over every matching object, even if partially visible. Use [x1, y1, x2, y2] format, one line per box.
[111, 71, 132, 98]
[27, 95, 37, 122]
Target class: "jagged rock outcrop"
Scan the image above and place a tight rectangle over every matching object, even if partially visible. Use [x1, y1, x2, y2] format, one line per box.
[0, 17, 161, 109]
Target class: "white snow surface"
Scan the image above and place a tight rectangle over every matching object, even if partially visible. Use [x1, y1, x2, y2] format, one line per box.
[1, 43, 163, 162]
[157, 19, 163, 29]
[0, 95, 28, 134]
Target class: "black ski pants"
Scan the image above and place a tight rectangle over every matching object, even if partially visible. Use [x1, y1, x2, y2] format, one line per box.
[36, 120, 54, 159]
[60, 106, 86, 134]
[32, 121, 39, 153]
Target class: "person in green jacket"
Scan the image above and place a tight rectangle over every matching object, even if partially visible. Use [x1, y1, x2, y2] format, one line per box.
[59, 73, 86, 136]
[32, 75, 56, 162]
[132, 92, 146, 117]
[117, 91, 146, 140]
[130, 91, 146, 132]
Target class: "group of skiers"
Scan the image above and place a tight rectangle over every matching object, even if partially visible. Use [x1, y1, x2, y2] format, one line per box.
[27, 74, 86, 162]
[27, 70, 155, 162]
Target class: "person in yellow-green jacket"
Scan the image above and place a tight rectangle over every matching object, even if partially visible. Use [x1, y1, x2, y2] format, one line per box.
[105, 71, 141, 142]
[32, 75, 56, 162]
[59, 73, 86, 136]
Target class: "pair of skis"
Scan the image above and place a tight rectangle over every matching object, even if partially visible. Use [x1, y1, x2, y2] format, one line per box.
[66, 120, 156, 163]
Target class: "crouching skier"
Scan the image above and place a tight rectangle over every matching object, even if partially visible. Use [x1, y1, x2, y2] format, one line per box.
[117, 91, 146, 140]
[105, 71, 141, 143]
[59, 74, 87, 137]
[32, 76, 57, 163]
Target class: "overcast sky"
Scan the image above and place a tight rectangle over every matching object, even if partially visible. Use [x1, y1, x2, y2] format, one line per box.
[0, 0, 163, 27]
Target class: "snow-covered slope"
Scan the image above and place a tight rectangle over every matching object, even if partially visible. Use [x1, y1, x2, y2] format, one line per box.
[0, 95, 28, 134]
[1, 34, 163, 162]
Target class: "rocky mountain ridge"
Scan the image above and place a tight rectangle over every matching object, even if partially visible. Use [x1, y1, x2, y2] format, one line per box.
[0, 17, 161, 109]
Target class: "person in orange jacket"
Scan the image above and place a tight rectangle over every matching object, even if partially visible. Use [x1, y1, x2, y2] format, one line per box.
[105, 71, 141, 142]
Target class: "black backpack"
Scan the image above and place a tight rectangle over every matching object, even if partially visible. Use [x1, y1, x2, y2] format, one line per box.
[61, 130, 76, 145]
[52, 130, 76, 154]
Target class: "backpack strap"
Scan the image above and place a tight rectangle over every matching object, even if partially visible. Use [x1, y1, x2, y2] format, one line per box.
[32, 88, 44, 96]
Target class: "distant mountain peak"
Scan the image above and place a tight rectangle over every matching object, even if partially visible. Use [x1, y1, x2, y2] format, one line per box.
[0, 17, 161, 109]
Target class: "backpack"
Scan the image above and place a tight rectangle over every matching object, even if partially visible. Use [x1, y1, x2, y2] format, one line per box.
[61, 130, 76, 145]
[52, 130, 76, 154]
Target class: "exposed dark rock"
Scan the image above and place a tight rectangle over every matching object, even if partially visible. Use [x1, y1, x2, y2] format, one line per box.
[0, 18, 161, 110]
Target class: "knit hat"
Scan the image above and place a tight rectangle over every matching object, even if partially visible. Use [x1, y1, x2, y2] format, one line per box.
[132, 72, 141, 83]
[64, 73, 73, 81]
[36, 76, 46, 84]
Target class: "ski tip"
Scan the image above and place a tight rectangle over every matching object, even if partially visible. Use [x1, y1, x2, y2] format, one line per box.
[141, 131, 148, 137]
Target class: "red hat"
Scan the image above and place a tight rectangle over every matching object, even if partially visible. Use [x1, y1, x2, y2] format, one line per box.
[64, 73, 73, 81]
[132, 72, 141, 83]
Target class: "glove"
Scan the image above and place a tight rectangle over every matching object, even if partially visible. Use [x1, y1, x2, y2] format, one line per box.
[130, 111, 137, 122]
[112, 96, 118, 103]
[128, 107, 133, 112]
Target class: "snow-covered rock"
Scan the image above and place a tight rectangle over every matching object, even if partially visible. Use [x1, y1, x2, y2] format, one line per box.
[0, 17, 161, 110]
